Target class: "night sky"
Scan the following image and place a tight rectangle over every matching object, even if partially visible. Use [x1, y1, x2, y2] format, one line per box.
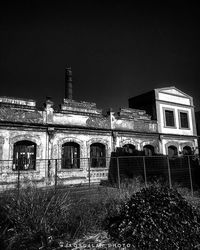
[0, 2, 200, 113]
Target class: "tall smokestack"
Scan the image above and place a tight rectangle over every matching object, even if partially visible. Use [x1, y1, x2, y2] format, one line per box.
[65, 66, 73, 99]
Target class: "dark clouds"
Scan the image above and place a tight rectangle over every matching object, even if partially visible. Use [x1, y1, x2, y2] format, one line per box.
[0, 2, 200, 111]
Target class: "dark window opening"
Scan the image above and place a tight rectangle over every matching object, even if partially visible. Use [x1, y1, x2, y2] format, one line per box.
[13, 140, 36, 170]
[62, 142, 80, 169]
[143, 145, 155, 156]
[180, 112, 189, 128]
[123, 144, 136, 154]
[168, 145, 178, 157]
[183, 146, 192, 155]
[165, 110, 175, 127]
[90, 143, 106, 168]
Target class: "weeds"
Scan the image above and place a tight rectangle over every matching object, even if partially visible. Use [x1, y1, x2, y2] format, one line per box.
[0, 186, 71, 249]
[0, 177, 200, 249]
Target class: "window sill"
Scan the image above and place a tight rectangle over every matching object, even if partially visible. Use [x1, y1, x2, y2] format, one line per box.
[11, 170, 40, 174]
[90, 167, 108, 171]
[163, 125, 177, 129]
[179, 127, 190, 130]
[58, 168, 84, 172]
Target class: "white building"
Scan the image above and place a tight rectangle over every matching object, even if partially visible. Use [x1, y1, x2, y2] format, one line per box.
[129, 86, 198, 157]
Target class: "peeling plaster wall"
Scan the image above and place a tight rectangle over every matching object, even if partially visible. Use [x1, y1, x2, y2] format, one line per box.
[0, 136, 4, 160]
[0, 107, 43, 124]
[111, 118, 157, 132]
[0, 116, 159, 189]
[112, 108, 158, 133]
[53, 113, 88, 126]
[0, 128, 47, 187]
[116, 135, 159, 152]
[161, 138, 197, 155]
[38, 130, 113, 185]
[53, 113, 111, 129]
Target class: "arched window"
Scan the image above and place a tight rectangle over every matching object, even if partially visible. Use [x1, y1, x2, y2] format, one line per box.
[183, 146, 192, 155]
[143, 145, 155, 156]
[90, 143, 106, 168]
[62, 142, 80, 169]
[123, 144, 136, 154]
[168, 145, 178, 157]
[13, 140, 36, 170]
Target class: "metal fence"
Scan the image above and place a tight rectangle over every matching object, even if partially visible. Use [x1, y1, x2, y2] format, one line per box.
[0, 155, 200, 196]
[109, 155, 200, 195]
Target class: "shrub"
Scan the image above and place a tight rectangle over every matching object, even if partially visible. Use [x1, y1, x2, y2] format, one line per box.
[105, 186, 200, 249]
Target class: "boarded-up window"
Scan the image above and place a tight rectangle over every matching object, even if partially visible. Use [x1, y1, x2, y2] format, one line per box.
[62, 142, 80, 169]
[165, 110, 175, 127]
[13, 140, 36, 170]
[90, 143, 106, 168]
[180, 112, 189, 128]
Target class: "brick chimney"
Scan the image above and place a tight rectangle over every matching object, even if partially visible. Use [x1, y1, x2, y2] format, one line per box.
[65, 66, 73, 100]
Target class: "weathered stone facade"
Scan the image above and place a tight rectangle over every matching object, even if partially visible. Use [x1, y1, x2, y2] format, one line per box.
[0, 86, 198, 190]
[0, 93, 159, 189]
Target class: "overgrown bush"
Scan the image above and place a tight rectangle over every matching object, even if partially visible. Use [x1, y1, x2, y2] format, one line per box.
[105, 186, 200, 249]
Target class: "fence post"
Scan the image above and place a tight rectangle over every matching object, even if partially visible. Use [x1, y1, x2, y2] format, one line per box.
[17, 165, 20, 201]
[187, 155, 194, 197]
[88, 158, 91, 190]
[143, 156, 148, 188]
[116, 157, 121, 189]
[167, 156, 172, 189]
[55, 159, 57, 193]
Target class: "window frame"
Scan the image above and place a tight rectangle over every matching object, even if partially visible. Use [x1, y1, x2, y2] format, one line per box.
[13, 140, 37, 171]
[167, 145, 178, 157]
[123, 144, 136, 154]
[143, 145, 155, 156]
[182, 146, 192, 155]
[61, 142, 80, 169]
[178, 109, 190, 130]
[163, 107, 176, 128]
[90, 143, 106, 168]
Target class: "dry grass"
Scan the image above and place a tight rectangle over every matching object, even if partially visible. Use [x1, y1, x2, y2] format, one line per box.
[1, 177, 200, 249]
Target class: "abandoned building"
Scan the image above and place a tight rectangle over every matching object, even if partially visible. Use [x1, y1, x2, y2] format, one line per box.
[0, 68, 199, 190]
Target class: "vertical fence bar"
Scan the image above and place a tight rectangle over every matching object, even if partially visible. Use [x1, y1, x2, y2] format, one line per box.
[48, 159, 51, 180]
[143, 156, 148, 188]
[55, 159, 57, 193]
[116, 157, 121, 189]
[167, 156, 172, 189]
[17, 164, 20, 201]
[88, 158, 91, 190]
[187, 155, 194, 197]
